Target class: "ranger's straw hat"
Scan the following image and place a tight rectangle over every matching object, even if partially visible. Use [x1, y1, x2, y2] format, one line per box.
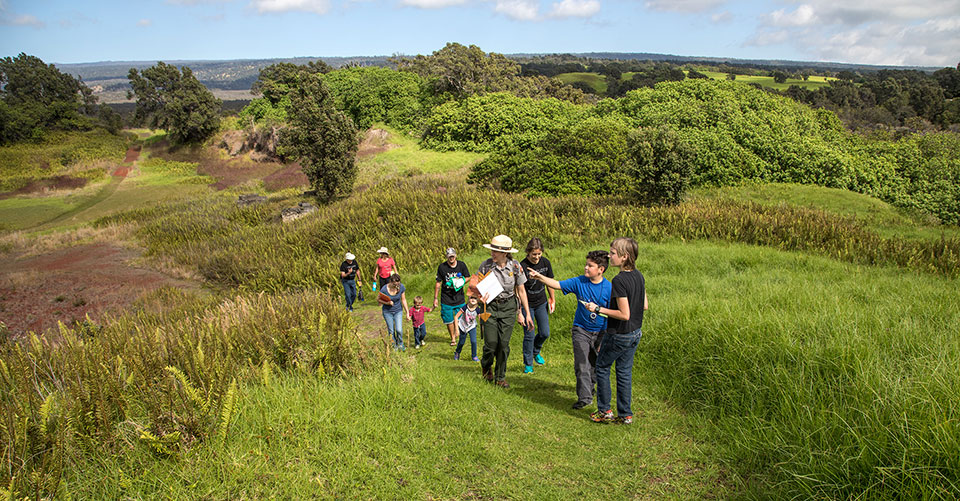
[482, 235, 518, 254]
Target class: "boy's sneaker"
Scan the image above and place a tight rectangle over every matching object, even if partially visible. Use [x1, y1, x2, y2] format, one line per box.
[454, 353, 460, 360]
[590, 410, 614, 423]
[615, 415, 633, 425]
[523, 365, 533, 374]
[534, 354, 545, 365]
[472, 356, 479, 362]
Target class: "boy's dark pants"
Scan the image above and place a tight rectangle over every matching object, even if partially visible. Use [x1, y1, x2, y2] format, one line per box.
[480, 298, 518, 382]
[571, 325, 602, 406]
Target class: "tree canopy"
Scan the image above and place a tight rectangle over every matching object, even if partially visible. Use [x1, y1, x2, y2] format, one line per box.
[0, 53, 99, 144]
[127, 62, 221, 144]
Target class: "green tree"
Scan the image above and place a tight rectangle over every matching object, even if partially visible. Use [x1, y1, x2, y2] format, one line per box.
[322, 66, 426, 130]
[395, 42, 520, 98]
[280, 73, 358, 203]
[621, 125, 694, 205]
[0, 53, 95, 144]
[127, 62, 221, 144]
[772, 70, 789, 84]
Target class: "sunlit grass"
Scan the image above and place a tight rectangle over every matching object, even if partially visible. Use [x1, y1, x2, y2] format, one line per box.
[689, 182, 960, 241]
[356, 125, 485, 186]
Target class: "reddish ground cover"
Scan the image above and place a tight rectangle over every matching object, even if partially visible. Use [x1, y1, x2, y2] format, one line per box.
[0, 243, 196, 337]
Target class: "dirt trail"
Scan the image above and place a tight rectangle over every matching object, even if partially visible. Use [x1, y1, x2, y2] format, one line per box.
[27, 146, 140, 230]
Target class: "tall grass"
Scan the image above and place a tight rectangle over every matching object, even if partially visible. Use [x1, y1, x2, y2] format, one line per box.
[93, 177, 959, 296]
[0, 288, 380, 498]
[633, 240, 960, 498]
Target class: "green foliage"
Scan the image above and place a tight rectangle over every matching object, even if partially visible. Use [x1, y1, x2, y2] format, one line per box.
[468, 115, 630, 196]
[622, 125, 695, 204]
[0, 53, 100, 145]
[280, 73, 359, 203]
[0, 290, 373, 497]
[323, 66, 426, 131]
[127, 62, 222, 144]
[394, 43, 585, 103]
[237, 96, 288, 125]
[420, 92, 587, 152]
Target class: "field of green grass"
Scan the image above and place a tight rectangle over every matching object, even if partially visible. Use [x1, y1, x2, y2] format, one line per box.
[698, 70, 835, 90]
[554, 72, 608, 94]
[2, 127, 959, 498]
[356, 125, 486, 186]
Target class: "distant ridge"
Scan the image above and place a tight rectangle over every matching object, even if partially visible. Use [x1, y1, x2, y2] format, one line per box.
[55, 52, 941, 104]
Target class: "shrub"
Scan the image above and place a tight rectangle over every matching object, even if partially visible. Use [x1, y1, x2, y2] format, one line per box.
[622, 125, 695, 204]
[323, 67, 427, 131]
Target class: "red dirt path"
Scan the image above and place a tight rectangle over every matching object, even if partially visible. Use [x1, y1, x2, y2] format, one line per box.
[0, 243, 196, 337]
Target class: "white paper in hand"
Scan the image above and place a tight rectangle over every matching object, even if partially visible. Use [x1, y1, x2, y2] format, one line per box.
[477, 272, 504, 304]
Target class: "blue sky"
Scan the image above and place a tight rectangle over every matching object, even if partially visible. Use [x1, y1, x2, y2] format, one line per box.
[1, 0, 958, 67]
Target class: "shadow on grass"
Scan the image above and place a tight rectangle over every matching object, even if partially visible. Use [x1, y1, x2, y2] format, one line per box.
[422, 349, 584, 416]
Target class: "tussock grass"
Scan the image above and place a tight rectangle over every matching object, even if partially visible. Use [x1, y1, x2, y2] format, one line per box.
[0, 289, 382, 497]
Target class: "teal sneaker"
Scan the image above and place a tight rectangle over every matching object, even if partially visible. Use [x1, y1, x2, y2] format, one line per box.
[523, 365, 533, 374]
[534, 354, 545, 365]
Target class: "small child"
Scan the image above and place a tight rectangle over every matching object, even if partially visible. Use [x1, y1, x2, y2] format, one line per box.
[408, 296, 433, 349]
[452, 295, 481, 361]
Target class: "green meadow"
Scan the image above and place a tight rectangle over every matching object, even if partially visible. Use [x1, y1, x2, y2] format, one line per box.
[2, 126, 959, 499]
[555, 72, 608, 94]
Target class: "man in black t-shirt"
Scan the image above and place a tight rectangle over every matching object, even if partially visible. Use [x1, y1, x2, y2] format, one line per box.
[339, 252, 362, 312]
[434, 247, 470, 346]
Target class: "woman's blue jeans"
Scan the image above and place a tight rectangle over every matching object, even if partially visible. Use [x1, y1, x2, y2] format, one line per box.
[595, 327, 642, 417]
[522, 301, 550, 366]
[382, 309, 404, 349]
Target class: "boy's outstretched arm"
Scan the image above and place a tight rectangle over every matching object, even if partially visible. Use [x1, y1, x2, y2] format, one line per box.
[527, 269, 562, 290]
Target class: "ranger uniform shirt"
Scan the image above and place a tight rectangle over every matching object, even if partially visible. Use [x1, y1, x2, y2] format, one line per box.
[477, 258, 527, 302]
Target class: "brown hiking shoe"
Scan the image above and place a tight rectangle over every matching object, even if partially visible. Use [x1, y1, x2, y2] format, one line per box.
[481, 366, 494, 382]
[496, 380, 510, 389]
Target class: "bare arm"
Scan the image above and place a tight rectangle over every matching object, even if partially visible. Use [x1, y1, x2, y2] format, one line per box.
[527, 269, 562, 290]
[401, 292, 410, 317]
[516, 286, 532, 329]
[434, 281, 441, 309]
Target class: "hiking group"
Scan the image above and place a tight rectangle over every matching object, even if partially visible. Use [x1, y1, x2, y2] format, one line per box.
[337, 235, 648, 424]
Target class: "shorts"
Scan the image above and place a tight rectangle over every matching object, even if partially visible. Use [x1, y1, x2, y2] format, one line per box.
[441, 302, 465, 324]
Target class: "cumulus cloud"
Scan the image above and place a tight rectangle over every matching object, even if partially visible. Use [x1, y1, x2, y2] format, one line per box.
[766, 4, 816, 27]
[400, 0, 467, 7]
[710, 10, 732, 23]
[494, 0, 539, 20]
[250, 0, 331, 14]
[751, 0, 960, 65]
[644, 0, 724, 14]
[549, 0, 600, 18]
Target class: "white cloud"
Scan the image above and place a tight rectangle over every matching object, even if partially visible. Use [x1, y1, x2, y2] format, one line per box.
[9, 14, 44, 27]
[250, 0, 331, 14]
[710, 10, 732, 23]
[644, 0, 723, 14]
[750, 0, 960, 65]
[137, 18, 153, 27]
[549, 0, 600, 18]
[400, 0, 467, 7]
[767, 4, 816, 27]
[494, 0, 539, 20]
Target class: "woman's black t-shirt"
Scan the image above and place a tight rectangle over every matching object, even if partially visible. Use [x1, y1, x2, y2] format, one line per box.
[606, 269, 645, 334]
[520, 256, 554, 308]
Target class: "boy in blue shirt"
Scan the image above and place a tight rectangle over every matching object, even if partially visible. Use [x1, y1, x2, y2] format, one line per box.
[528, 250, 612, 409]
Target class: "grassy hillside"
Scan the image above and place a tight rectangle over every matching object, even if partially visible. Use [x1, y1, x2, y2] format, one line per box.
[2, 127, 959, 498]
[698, 70, 835, 90]
[555, 71, 608, 93]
